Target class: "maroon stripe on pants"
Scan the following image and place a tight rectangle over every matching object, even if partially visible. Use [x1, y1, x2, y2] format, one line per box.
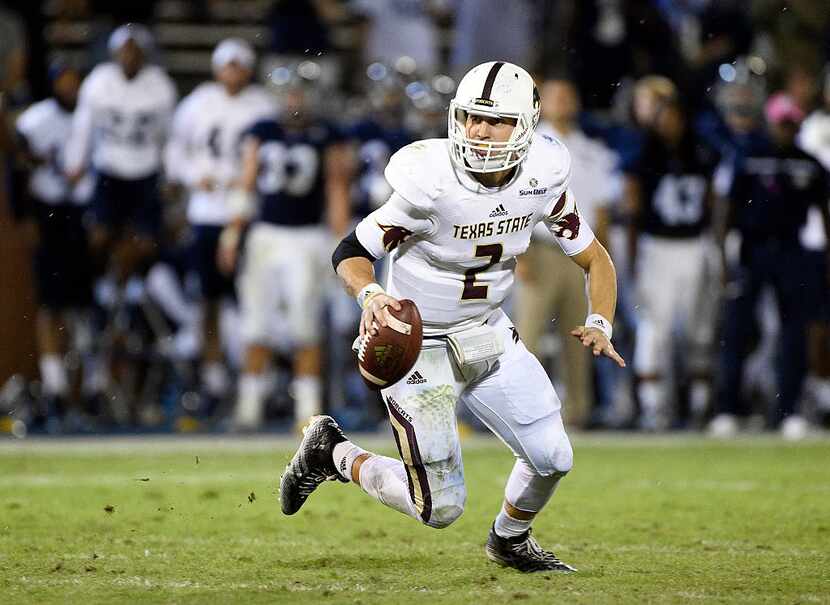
[386, 396, 433, 523]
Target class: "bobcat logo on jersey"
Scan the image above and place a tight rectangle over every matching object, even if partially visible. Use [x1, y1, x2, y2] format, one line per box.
[548, 190, 581, 240]
[553, 210, 581, 240]
[379, 224, 414, 252]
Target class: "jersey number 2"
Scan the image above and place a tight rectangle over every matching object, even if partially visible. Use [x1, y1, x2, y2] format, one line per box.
[461, 244, 503, 300]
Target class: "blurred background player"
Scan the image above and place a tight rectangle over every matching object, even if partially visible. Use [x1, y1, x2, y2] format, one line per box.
[711, 92, 830, 439]
[623, 91, 718, 431]
[15, 62, 94, 431]
[795, 66, 830, 427]
[165, 38, 276, 415]
[516, 77, 616, 429]
[65, 24, 176, 284]
[219, 79, 351, 431]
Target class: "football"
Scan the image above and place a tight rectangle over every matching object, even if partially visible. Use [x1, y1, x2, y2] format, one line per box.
[355, 299, 423, 390]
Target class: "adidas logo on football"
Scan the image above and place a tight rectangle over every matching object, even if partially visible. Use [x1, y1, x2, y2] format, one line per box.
[489, 204, 509, 217]
[406, 371, 427, 385]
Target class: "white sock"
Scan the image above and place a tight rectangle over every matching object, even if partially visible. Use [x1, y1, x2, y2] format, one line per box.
[689, 380, 710, 416]
[293, 375, 322, 422]
[82, 354, 108, 396]
[332, 440, 368, 482]
[638, 380, 665, 425]
[40, 354, 68, 397]
[357, 454, 419, 520]
[494, 459, 563, 538]
[494, 507, 532, 538]
[201, 362, 229, 398]
[234, 373, 268, 428]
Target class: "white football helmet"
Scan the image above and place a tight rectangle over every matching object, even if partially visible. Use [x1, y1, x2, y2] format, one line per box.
[448, 61, 540, 173]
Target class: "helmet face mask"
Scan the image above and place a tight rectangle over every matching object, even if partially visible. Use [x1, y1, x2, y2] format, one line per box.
[448, 62, 540, 174]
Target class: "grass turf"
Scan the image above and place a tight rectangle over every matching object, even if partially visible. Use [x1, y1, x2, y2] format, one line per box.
[1, 435, 828, 604]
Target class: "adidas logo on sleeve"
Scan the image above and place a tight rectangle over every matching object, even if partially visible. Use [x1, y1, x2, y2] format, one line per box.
[489, 204, 509, 217]
[406, 371, 427, 384]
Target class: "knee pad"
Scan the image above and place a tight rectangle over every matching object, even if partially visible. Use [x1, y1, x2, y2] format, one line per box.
[531, 439, 573, 477]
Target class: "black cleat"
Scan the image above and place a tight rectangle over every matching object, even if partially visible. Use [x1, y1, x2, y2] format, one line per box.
[279, 415, 349, 515]
[486, 525, 577, 573]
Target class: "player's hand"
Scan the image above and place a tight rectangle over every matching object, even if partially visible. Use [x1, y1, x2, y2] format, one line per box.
[570, 325, 626, 367]
[360, 293, 402, 338]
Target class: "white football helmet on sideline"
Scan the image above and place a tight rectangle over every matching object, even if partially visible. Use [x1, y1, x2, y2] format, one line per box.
[448, 61, 540, 173]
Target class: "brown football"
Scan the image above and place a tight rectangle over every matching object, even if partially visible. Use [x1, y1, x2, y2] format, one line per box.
[356, 299, 423, 390]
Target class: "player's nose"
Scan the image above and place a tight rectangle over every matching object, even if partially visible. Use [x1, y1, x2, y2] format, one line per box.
[471, 120, 490, 140]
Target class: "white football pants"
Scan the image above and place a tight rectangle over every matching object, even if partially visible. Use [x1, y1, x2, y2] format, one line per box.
[358, 310, 573, 528]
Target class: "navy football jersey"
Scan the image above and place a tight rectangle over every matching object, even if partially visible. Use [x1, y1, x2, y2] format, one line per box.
[722, 136, 828, 242]
[346, 119, 413, 218]
[246, 119, 344, 226]
[625, 132, 718, 238]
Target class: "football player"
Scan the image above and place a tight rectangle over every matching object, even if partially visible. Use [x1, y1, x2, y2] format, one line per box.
[711, 93, 830, 439]
[15, 62, 95, 429]
[65, 24, 177, 283]
[218, 80, 351, 430]
[623, 96, 718, 431]
[283, 62, 625, 572]
[165, 38, 277, 411]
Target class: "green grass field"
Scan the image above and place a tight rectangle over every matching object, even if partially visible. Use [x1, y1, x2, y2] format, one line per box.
[1, 434, 829, 604]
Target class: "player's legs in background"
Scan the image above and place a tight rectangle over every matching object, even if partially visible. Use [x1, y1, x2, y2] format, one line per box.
[284, 226, 328, 429]
[516, 242, 558, 356]
[35, 309, 68, 427]
[234, 342, 271, 429]
[30, 202, 96, 431]
[517, 241, 592, 428]
[769, 244, 810, 433]
[234, 224, 276, 430]
[192, 225, 233, 409]
[331, 344, 467, 528]
[633, 236, 675, 431]
[550, 248, 592, 428]
[710, 247, 765, 436]
[684, 238, 718, 427]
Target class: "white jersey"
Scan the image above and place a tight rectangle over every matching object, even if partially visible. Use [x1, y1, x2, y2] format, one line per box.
[65, 63, 177, 179]
[16, 99, 93, 205]
[165, 82, 277, 225]
[355, 135, 595, 336]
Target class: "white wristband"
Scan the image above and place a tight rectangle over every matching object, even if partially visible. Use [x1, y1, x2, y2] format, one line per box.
[357, 282, 385, 309]
[585, 313, 612, 340]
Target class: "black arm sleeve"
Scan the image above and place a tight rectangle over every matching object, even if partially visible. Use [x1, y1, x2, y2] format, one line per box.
[332, 229, 377, 272]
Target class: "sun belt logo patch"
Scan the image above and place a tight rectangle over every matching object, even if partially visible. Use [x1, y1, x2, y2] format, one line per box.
[519, 177, 548, 196]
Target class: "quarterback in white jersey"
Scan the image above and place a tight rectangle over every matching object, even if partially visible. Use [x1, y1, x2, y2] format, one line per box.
[281, 61, 624, 573]
[164, 38, 276, 406]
